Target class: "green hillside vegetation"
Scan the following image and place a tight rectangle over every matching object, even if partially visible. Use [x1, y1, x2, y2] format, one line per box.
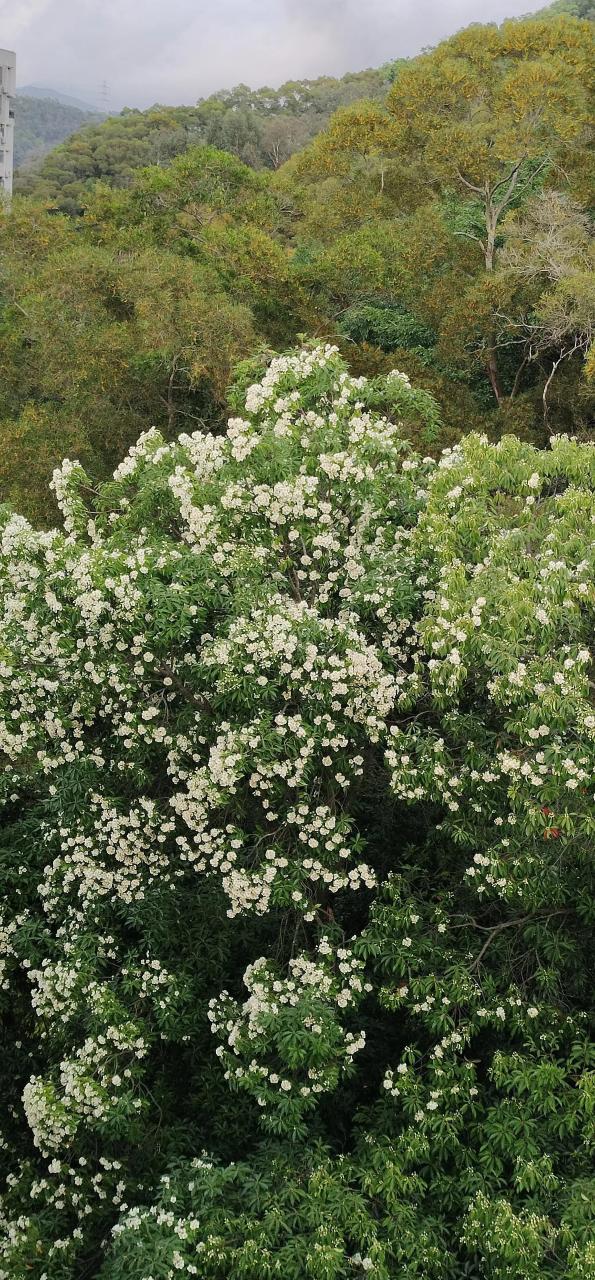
[13, 94, 102, 169]
[277, 13, 595, 427]
[15, 66, 394, 211]
[2, 13, 593, 525]
[0, 148, 300, 523]
[535, 0, 595, 16]
[13, 0, 593, 210]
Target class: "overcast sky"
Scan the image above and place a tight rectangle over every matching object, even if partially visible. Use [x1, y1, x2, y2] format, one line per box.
[1, 0, 545, 111]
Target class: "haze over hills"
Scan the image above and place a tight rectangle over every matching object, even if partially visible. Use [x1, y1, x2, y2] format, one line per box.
[18, 85, 102, 112]
[9, 0, 592, 177]
[13, 93, 103, 169]
[0, 0, 555, 111]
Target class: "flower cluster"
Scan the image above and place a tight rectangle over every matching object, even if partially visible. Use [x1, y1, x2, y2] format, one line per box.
[208, 941, 369, 1129]
[23, 1020, 147, 1154]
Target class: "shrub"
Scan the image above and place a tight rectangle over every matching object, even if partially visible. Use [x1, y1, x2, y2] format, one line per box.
[338, 303, 436, 354]
[0, 346, 593, 1279]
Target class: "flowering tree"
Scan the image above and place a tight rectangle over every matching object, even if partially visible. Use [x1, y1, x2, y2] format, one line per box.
[0, 345, 593, 1280]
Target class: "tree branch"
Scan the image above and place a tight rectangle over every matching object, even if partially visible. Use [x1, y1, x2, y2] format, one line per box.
[510, 352, 531, 401]
[471, 909, 571, 970]
[492, 160, 524, 222]
[490, 158, 525, 201]
[543, 338, 583, 426]
[454, 230, 487, 253]
[455, 167, 484, 195]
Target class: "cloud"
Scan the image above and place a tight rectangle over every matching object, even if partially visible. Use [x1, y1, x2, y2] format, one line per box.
[0, 0, 53, 48]
[5, 0, 546, 111]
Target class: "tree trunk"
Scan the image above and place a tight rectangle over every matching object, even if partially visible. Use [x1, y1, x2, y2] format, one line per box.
[484, 205, 503, 404]
[167, 356, 179, 432]
[486, 349, 504, 405]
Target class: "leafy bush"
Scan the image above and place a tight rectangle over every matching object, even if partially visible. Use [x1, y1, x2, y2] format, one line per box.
[0, 346, 593, 1279]
[338, 303, 436, 353]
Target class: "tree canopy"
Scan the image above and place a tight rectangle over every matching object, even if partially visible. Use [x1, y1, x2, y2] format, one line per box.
[14, 67, 394, 211]
[0, 145, 308, 523]
[276, 13, 595, 435]
[0, 346, 593, 1279]
[3, 12, 594, 527]
[1, 8, 595, 1274]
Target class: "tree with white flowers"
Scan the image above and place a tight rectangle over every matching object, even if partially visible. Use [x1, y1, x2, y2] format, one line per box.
[0, 345, 593, 1279]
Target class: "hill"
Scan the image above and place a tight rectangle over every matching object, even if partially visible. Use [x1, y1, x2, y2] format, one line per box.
[14, 65, 396, 209]
[13, 0, 594, 209]
[18, 84, 101, 111]
[14, 94, 103, 169]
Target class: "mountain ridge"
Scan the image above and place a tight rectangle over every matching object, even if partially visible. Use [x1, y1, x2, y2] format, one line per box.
[18, 84, 103, 112]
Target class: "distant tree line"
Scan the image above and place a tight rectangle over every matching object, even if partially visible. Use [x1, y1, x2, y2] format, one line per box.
[14, 67, 396, 212]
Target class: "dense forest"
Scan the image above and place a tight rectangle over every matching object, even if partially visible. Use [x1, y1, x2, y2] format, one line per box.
[0, 5, 594, 1280]
[2, 8, 593, 523]
[14, 65, 395, 206]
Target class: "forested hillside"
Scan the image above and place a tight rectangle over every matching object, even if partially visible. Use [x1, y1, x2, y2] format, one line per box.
[2, 13, 593, 523]
[13, 0, 594, 208]
[14, 66, 394, 208]
[13, 95, 102, 169]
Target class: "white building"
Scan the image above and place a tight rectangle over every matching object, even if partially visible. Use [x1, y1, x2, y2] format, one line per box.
[0, 48, 16, 197]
